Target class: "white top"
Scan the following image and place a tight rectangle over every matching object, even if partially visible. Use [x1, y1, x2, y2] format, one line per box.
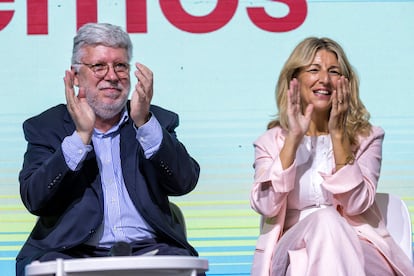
[285, 135, 335, 226]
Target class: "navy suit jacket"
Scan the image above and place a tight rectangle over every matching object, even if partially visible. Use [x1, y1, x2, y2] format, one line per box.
[17, 102, 200, 265]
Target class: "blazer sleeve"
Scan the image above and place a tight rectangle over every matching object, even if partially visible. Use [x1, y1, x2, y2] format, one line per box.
[250, 127, 296, 217]
[142, 105, 200, 196]
[321, 126, 385, 216]
[19, 105, 98, 216]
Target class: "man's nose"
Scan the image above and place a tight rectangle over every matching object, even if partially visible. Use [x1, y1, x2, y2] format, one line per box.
[104, 64, 119, 80]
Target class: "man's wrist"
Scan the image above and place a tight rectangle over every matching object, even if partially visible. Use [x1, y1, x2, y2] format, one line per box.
[134, 113, 151, 128]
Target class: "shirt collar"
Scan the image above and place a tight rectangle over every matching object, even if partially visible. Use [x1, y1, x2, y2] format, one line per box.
[93, 109, 129, 137]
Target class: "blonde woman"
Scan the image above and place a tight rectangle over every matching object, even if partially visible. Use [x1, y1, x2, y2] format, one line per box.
[250, 37, 414, 275]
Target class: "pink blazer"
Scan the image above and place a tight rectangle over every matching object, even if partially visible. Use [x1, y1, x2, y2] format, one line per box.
[250, 126, 413, 275]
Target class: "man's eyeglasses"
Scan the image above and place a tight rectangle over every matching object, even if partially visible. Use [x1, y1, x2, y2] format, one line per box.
[75, 62, 130, 79]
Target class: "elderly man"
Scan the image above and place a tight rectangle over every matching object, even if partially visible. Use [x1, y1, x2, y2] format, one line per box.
[17, 22, 201, 276]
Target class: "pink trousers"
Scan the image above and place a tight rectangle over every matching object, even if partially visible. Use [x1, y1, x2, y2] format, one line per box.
[271, 207, 396, 276]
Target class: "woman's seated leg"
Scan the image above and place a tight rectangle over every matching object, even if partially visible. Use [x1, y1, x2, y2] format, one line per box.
[272, 206, 365, 276]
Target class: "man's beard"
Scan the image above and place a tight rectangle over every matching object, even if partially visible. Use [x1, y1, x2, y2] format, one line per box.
[86, 91, 129, 120]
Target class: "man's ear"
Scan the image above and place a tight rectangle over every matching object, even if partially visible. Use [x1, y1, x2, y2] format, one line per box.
[71, 66, 80, 87]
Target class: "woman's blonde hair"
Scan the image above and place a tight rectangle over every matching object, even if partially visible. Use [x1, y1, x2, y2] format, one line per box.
[268, 37, 371, 146]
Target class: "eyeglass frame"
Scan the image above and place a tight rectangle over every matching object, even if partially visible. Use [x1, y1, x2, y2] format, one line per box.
[73, 62, 131, 79]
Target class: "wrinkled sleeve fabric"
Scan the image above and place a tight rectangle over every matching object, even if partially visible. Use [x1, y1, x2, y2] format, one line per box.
[320, 126, 385, 216]
[62, 131, 93, 171]
[134, 113, 162, 158]
[250, 127, 296, 217]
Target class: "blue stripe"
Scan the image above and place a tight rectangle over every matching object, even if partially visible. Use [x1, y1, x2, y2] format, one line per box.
[0, 241, 23, 246]
[0, 261, 15, 276]
[0, 251, 18, 258]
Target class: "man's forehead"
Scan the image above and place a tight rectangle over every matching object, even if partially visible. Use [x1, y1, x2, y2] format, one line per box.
[81, 45, 129, 60]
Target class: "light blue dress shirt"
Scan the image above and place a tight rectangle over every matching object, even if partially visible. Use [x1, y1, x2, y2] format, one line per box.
[62, 110, 163, 248]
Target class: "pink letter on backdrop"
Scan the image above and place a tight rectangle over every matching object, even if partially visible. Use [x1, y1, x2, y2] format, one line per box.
[247, 0, 307, 32]
[126, 0, 147, 33]
[76, 0, 97, 30]
[159, 0, 238, 33]
[0, 0, 14, 32]
[27, 0, 48, 34]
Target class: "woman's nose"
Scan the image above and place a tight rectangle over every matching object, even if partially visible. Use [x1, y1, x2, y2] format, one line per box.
[318, 70, 330, 83]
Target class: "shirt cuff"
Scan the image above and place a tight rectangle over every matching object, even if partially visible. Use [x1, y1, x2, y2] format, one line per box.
[62, 131, 93, 171]
[135, 113, 162, 158]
